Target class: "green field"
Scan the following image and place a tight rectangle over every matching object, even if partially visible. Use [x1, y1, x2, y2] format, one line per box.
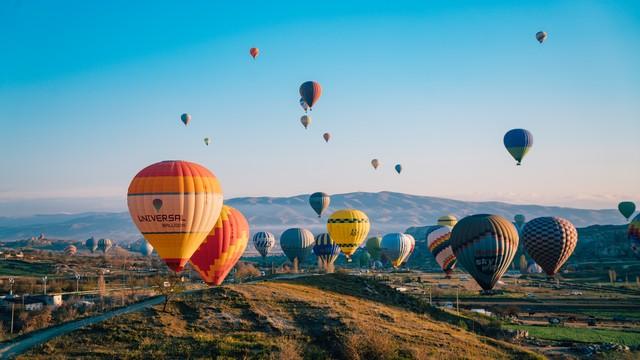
[0, 260, 54, 276]
[504, 324, 640, 346]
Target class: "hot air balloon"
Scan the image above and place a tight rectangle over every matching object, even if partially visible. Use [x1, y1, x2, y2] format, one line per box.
[323, 133, 331, 143]
[85, 237, 98, 253]
[504, 129, 533, 165]
[97, 238, 113, 253]
[427, 226, 457, 276]
[249, 47, 259, 59]
[299, 81, 322, 110]
[309, 192, 330, 218]
[450, 214, 519, 291]
[64, 245, 77, 256]
[127, 160, 223, 272]
[629, 214, 640, 258]
[280, 228, 314, 264]
[313, 233, 341, 268]
[327, 209, 370, 260]
[514, 214, 526, 228]
[536, 31, 548, 43]
[380, 233, 414, 268]
[300, 98, 309, 112]
[190, 206, 249, 286]
[394, 164, 402, 174]
[521, 217, 578, 276]
[618, 202, 636, 221]
[371, 159, 380, 170]
[437, 215, 458, 227]
[252, 231, 275, 259]
[365, 236, 382, 260]
[180, 113, 191, 126]
[300, 115, 311, 129]
[359, 250, 371, 268]
[204, 137, 210, 146]
[140, 240, 154, 257]
[526, 260, 543, 274]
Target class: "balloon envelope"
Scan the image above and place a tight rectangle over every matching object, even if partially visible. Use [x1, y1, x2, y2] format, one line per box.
[249, 47, 259, 59]
[365, 236, 382, 260]
[629, 214, 640, 258]
[313, 233, 341, 266]
[190, 206, 249, 286]
[371, 159, 380, 170]
[204, 138, 210, 146]
[300, 115, 311, 129]
[85, 237, 97, 253]
[618, 201, 636, 220]
[536, 31, 548, 43]
[309, 192, 330, 218]
[140, 240, 154, 256]
[280, 228, 314, 263]
[437, 215, 457, 227]
[394, 164, 402, 174]
[97, 238, 113, 253]
[253, 231, 275, 258]
[522, 217, 578, 276]
[327, 209, 371, 259]
[323, 133, 331, 143]
[504, 129, 533, 165]
[300, 98, 309, 112]
[380, 233, 414, 268]
[127, 160, 223, 272]
[299, 81, 322, 109]
[180, 113, 191, 126]
[427, 226, 456, 274]
[450, 214, 519, 291]
[64, 245, 77, 256]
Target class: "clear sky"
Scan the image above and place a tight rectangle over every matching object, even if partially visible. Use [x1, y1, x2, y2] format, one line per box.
[0, 0, 639, 215]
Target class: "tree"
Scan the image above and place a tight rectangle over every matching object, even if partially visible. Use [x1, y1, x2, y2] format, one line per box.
[151, 274, 185, 312]
[518, 255, 527, 274]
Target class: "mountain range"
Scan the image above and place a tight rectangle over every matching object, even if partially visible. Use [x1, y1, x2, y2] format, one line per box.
[0, 191, 627, 248]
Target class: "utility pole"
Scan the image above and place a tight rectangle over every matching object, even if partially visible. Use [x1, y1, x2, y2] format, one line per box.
[9, 277, 15, 335]
[75, 273, 81, 294]
[456, 286, 460, 315]
[429, 286, 432, 306]
[42, 275, 48, 295]
[9, 277, 14, 295]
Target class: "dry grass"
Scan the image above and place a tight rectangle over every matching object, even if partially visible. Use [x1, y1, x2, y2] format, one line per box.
[20, 274, 540, 360]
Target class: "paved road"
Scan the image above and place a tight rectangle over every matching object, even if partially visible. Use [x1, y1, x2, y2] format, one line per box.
[0, 295, 165, 359]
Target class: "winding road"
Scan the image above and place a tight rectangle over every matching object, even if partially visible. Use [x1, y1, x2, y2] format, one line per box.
[0, 295, 165, 359]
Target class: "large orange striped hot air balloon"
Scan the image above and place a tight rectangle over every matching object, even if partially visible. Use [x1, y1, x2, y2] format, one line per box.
[127, 160, 223, 272]
[190, 206, 250, 286]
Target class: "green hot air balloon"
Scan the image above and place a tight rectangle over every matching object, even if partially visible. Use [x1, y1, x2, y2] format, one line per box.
[358, 250, 371, 268]
[618, 202, 636, 221]
[365, 236, 382, 260]
[450, 214, 519, 291]
[280, 228, 314, 264]
[309, 192, 330, 218]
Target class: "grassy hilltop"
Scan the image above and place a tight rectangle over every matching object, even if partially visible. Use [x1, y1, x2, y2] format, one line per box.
[22, 274, 539, 360]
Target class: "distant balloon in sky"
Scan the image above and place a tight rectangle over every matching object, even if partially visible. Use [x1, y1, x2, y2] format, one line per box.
[536, 31, 548, 43]
[249, 47, 259, 59]
[127, 160, 223, 272]
[450, 214, 519, 291]
[299, 81, 322, 110]
[394, 164, 402, 174]
[300, 98, 309, 112]
[371, 159, 380, 170]
[204, 137, 210, 146]
[437, 215, 457, 227]
[190, 206, 249, 286]
[503, 128, 533, 165]
[327, 209, 370, 260]
[629, 214, 640, 258]
[181, 113, 191, 126]
[309, 192, 330, 218]
[522, 217, 578, 276]
[323, 133, 331, 143]
[618, 201, 636, 221]
[300, 115, 311, 129]
[253, 231, 275, 259]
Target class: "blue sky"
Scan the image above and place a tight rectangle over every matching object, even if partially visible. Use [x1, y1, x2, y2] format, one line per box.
[0, 0, 639, 215]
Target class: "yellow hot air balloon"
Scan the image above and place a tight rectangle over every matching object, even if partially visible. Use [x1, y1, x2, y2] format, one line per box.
[327, 209, 370, 260]
[127, 160, 223, 272]
[438, 215, 458, 227]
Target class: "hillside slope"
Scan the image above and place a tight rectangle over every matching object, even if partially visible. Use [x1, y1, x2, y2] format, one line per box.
[22, 275, 540, 359]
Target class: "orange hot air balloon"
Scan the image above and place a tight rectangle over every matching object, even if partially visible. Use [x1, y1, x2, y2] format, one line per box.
[250, 47, 259, 59]
[127, 160, 223, 272]
[190, 206, 250, 285]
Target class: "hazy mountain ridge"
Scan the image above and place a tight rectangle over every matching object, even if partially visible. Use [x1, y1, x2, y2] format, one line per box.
[0, 192, 626, 245]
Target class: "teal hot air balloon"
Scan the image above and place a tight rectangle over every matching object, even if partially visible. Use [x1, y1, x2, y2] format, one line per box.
[618, 201, 636, 221]
[365, 236, 382, 260]
[97, 238, 113, 253]
[313, 233, 341, 268]
[450, 214, 519, 291]
[280, 228, 314, 264]
[309, 192, 330, 218]
[140, 240, 154, 256]
[85, 237, 98, 253]
[358, 250, 371, 268]
[394, 164, 402, 174]
[503, 129, 533, 165]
